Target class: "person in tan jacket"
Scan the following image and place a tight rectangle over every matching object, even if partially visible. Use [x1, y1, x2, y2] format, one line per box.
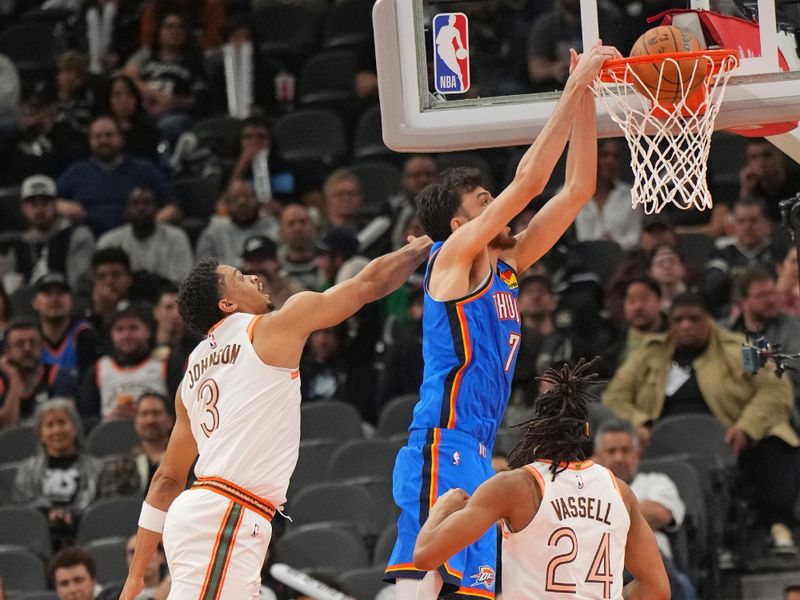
[603, 292, 800, 554]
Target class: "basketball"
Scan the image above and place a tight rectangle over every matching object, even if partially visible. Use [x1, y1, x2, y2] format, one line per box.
[456, 48, 468, 60]
[629, 25, 708, 104]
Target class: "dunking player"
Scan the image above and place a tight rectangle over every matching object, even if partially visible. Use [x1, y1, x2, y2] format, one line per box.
[413, 361, 670, 600]
[384, 43, 622, 599]
[119, 236, 431, 600]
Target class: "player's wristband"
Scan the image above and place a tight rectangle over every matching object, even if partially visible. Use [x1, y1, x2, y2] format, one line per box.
[138, 502, 168, 533]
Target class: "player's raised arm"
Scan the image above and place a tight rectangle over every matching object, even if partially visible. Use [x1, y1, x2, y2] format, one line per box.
[433, 43, 619, 268]
[269, 235, 432, 337]
[619, 481, 671, 600]
[120, 391, 198, 600]
[512, 76, 598, 274]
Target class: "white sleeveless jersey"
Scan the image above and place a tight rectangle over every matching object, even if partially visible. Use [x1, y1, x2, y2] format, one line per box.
[180, 313, 301, 506]
[502, 460, 630, 600]
[97, 355, 167, 418]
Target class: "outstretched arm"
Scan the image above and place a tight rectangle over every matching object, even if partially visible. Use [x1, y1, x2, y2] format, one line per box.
[512, 73, 598, 274]
[120, 391, 197, 600]
[434, 43, 619, 270]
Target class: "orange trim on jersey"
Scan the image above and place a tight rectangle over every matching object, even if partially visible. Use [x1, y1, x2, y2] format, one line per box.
[443, 563, 464, 579]
[602, 466, 624, 502]
[428, 429, 441, 508]
[538, 459, 594, 471]
[290, 370, 299, 379]
[385, 563, 422, 572]
[214, 505, 244, 598]
[207, 315, 230, 335]
[199, 501, 235, 598]
[455, 586, 495, 598]
[192, 477, 276, 521]
[446, 279, 494, 429]
[523, 464, 546, 495]
[247, 314, 264, 343]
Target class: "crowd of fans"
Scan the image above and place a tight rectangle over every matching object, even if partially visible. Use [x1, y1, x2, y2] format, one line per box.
[0, 0, 798, 598]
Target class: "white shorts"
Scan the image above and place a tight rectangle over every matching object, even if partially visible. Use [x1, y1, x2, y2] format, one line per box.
[163, 481, 274, 600]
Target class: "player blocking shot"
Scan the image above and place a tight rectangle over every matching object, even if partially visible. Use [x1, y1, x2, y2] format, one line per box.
[413, 361, 670, 600]
[384, 43, 622, 599]
[119, 236, 432, 600]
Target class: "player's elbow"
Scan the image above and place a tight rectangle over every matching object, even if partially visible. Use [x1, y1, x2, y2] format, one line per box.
[562, 180, 595, 204]
[412, 544, 439, 571]
[512, 166, 546, 200]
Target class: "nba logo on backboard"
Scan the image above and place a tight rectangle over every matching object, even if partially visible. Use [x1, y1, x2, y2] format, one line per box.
[432, 13, 470, 94]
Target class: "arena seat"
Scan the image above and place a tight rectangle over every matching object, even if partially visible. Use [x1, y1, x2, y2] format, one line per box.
[274, 109, 348, 166]
[86, 419, 138, 458]
[0, 507, 51, 559]
[376, 393, 418, 438]
[340, 566, 389, 600]
[326, 438, 401, 480]
[0, 425, 37, 465]
[0, 547, 46, 593]
[300, 401, 363, 441]
[372, 523, 397, 567]
[322, 0, 374, 49]
[289, 438, 342, 496]
[352, 106, 393, 162]
[274, 523, 369, 571]
[76, 497, 141, 545]
[289, 481, 379, 538]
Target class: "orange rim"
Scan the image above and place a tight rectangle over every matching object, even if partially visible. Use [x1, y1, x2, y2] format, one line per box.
[599, 49, 739, 83]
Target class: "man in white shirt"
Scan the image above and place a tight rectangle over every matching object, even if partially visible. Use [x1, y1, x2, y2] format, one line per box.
[573, 139, 641, 250]
[593, 417, 696, 600]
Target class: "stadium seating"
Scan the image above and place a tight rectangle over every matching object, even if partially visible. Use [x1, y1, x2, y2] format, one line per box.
[0, 547, 46, 593]
[0, 506, 51, 559]
[76, 497, 141, 545]
[275, 523, 369, 571]
[86, 419, 139, 458]
[300, 401, 364, 441]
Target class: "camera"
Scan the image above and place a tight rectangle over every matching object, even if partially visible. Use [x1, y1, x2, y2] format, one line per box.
[742, 337, 775, 375]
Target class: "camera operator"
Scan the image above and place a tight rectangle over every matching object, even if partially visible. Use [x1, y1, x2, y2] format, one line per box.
[603, 292, 800, 554]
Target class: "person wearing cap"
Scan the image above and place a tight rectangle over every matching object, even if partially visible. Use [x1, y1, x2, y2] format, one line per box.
[0, 318, 79, 427]
[97, 187, 194, 283]
[79, 301, 167, 422]
[315, 226, 362, 291]
[0, 174, 95, 291]
[242, 235, 304, 309]
[57, 115, 177, 235]
[196, 179, 278, 267]
[277, 203, 319, 290]
[603, 291, 800, 554]
[0, 83, 88, 186]
[32, 273, 101, 385]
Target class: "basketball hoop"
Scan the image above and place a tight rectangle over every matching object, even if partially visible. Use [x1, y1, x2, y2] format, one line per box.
[594, 49, 739, 215]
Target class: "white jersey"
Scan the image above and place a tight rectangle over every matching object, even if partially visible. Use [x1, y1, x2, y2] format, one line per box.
[502, 460, 630, 600]
[180, 313, 301, 507]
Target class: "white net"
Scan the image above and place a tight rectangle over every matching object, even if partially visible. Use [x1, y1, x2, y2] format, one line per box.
[593, 52, 739, 214]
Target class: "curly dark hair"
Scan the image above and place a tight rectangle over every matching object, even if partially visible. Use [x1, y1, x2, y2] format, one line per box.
[416, 167, 482, 242]
[178, 258, 224, 334]
[508, 358, 601, 480]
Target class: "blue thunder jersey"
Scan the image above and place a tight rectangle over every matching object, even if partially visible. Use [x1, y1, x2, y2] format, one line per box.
[410, 241, 522, 448]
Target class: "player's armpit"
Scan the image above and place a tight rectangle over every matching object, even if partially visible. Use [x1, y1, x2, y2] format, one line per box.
[619, 482, 670, 600]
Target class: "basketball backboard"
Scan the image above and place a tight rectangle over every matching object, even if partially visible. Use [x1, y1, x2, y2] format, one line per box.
[373, 0, 800, 159]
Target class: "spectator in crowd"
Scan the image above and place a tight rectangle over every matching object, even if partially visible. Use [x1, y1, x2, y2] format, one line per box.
[151, 283, 182, 351]
[593, 419, 697, 600]
[125, 11, 208, 142]
[639, 220, 679, 254]
[738, 138, 800, 222]
[79, 303, 167, 421]
[241, 235, 304, 309]
[776, 247, 800, 316]
[105, 75, 162, 162]
[13, 399, 99, 550]
[139, 0, 227, 50]
[48, 546, 100, 600]
[648, 244, 691, 312]
[388, 155, 438, 249]
[227, 116, 272, 185]
[381, 286, 424, 402]
[0, 285, 11, 334]
[0, 175, 95, 291]
[300, 325, 348, 402]
[0, 319, 79, 427]
[603, 292, 800, 553]
[315, 227, 361, 290]
[97, 187, 194, 283]
[713, 198, 785, 275]
[602, 275, 668, 374]
[322, 168, 365, 233]
[86, 248, 135, 330]
[196, 179, 278, 266]
[727, 266, 800, 394]
[277, 203, 320, 290]
[97, 391, 174, 498]
[573, 138, 640, 249]
[0, 83, 87, 186]
[786, 584, 800, 600]
[57, 116, 176, 235]
[33, 273, 101, 384]
[97, 535, 170, 599]
[0, 54, 19, 136]
[55, 51, 98, 133]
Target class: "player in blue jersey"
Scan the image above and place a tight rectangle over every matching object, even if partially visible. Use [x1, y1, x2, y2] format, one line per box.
[385, 43, 622, 599]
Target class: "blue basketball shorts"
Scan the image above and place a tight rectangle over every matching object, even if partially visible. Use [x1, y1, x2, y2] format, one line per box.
[384, 428, 497, 599]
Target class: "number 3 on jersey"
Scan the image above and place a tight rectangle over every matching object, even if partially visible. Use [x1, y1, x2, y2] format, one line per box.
[197, 378, 220, 437]
[505, 332, 521, 372]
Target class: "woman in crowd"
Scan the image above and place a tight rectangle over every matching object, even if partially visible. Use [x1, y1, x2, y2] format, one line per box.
[12, 399, 99, 550]
[106, 75, 162, 163]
